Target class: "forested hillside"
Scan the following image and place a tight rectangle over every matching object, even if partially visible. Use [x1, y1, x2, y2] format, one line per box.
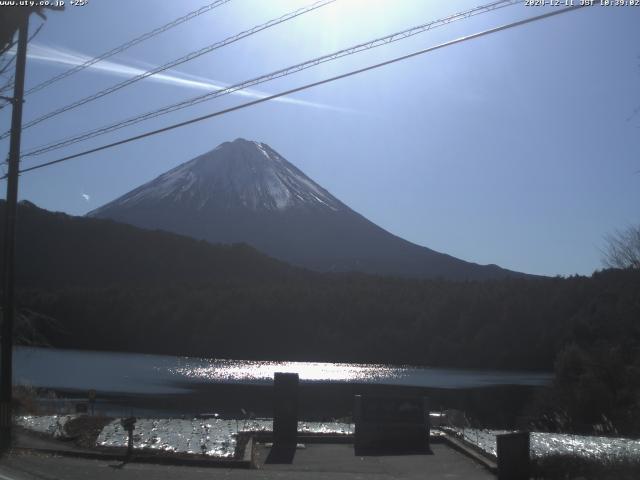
[4, 200, 640, 432]
[1, 201, 636, 366]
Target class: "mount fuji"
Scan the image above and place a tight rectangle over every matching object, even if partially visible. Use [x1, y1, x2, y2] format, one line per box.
[88, 138, 525, 280]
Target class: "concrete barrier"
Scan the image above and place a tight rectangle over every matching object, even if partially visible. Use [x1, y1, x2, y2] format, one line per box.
[354, 395, 429, 455]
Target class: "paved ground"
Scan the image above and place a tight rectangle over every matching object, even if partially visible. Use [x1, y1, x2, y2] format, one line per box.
[0, 443, 495, 480]
[12, 430, 95, 454]
[256, 443, 495, 479]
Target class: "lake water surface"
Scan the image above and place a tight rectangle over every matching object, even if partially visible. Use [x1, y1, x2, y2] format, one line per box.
[14, 346, 552, 395]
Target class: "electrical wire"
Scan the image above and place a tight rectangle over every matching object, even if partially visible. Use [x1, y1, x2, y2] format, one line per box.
[0, 22, 44, 94]
[21, 0, 520, 159]
[11, 4, 589, 179]
[0, 0, 336, 140]
[22, 0, 232, 96]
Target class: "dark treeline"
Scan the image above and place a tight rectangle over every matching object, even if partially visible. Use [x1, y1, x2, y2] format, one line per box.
[20, 272, 633, 370]
[3, 201, 640, 433]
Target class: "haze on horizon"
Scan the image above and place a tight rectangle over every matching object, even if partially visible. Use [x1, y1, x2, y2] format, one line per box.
[0, 0, 638, 277]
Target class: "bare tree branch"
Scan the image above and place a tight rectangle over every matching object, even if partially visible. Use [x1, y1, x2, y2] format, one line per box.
[602, 224, 640, 270]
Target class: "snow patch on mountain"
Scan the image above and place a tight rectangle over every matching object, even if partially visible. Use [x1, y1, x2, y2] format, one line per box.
[95, 139, 342, 214]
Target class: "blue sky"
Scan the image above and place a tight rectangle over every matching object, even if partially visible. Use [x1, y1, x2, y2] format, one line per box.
[1, 0, 638, 277]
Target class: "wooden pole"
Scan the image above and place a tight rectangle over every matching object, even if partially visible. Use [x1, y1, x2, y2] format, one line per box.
[0, 13, 29, 451]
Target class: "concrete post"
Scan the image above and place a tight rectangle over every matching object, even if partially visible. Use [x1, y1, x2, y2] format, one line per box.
[497, 431, 530, 480]
[120, 417, 136, 458]
[273, 372, 298, 447]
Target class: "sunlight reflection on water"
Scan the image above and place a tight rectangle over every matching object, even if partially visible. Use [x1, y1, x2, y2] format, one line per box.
[171, 359, 399, 384]
[168, 357, 552, 388]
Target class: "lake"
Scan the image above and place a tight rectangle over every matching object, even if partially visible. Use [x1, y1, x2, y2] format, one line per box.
[14, 346, 552, 395]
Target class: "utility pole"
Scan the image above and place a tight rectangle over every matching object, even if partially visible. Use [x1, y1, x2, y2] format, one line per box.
[0, 14, 29, 451]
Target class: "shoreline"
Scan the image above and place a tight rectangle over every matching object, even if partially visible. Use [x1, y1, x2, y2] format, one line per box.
[14, 344, 555, 375]
[34, 382, 544, 428]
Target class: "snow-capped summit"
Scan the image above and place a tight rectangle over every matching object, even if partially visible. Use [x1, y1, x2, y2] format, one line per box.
[88, 139, 527, 280]
[98, 138, 342, 213]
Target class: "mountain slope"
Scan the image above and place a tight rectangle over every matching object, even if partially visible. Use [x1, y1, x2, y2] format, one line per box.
[1, 200, 298, 289]
[89, 138, 527, 280]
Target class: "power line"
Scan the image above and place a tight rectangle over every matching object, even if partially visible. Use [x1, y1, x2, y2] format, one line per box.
[20, 0, 232, 97]
[0, 51, 17, 77]
[21, 0, 520, 159]
[0, 0, 335, 140]
[12, 4, 589, 179]
[0, 21, 44, 101]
